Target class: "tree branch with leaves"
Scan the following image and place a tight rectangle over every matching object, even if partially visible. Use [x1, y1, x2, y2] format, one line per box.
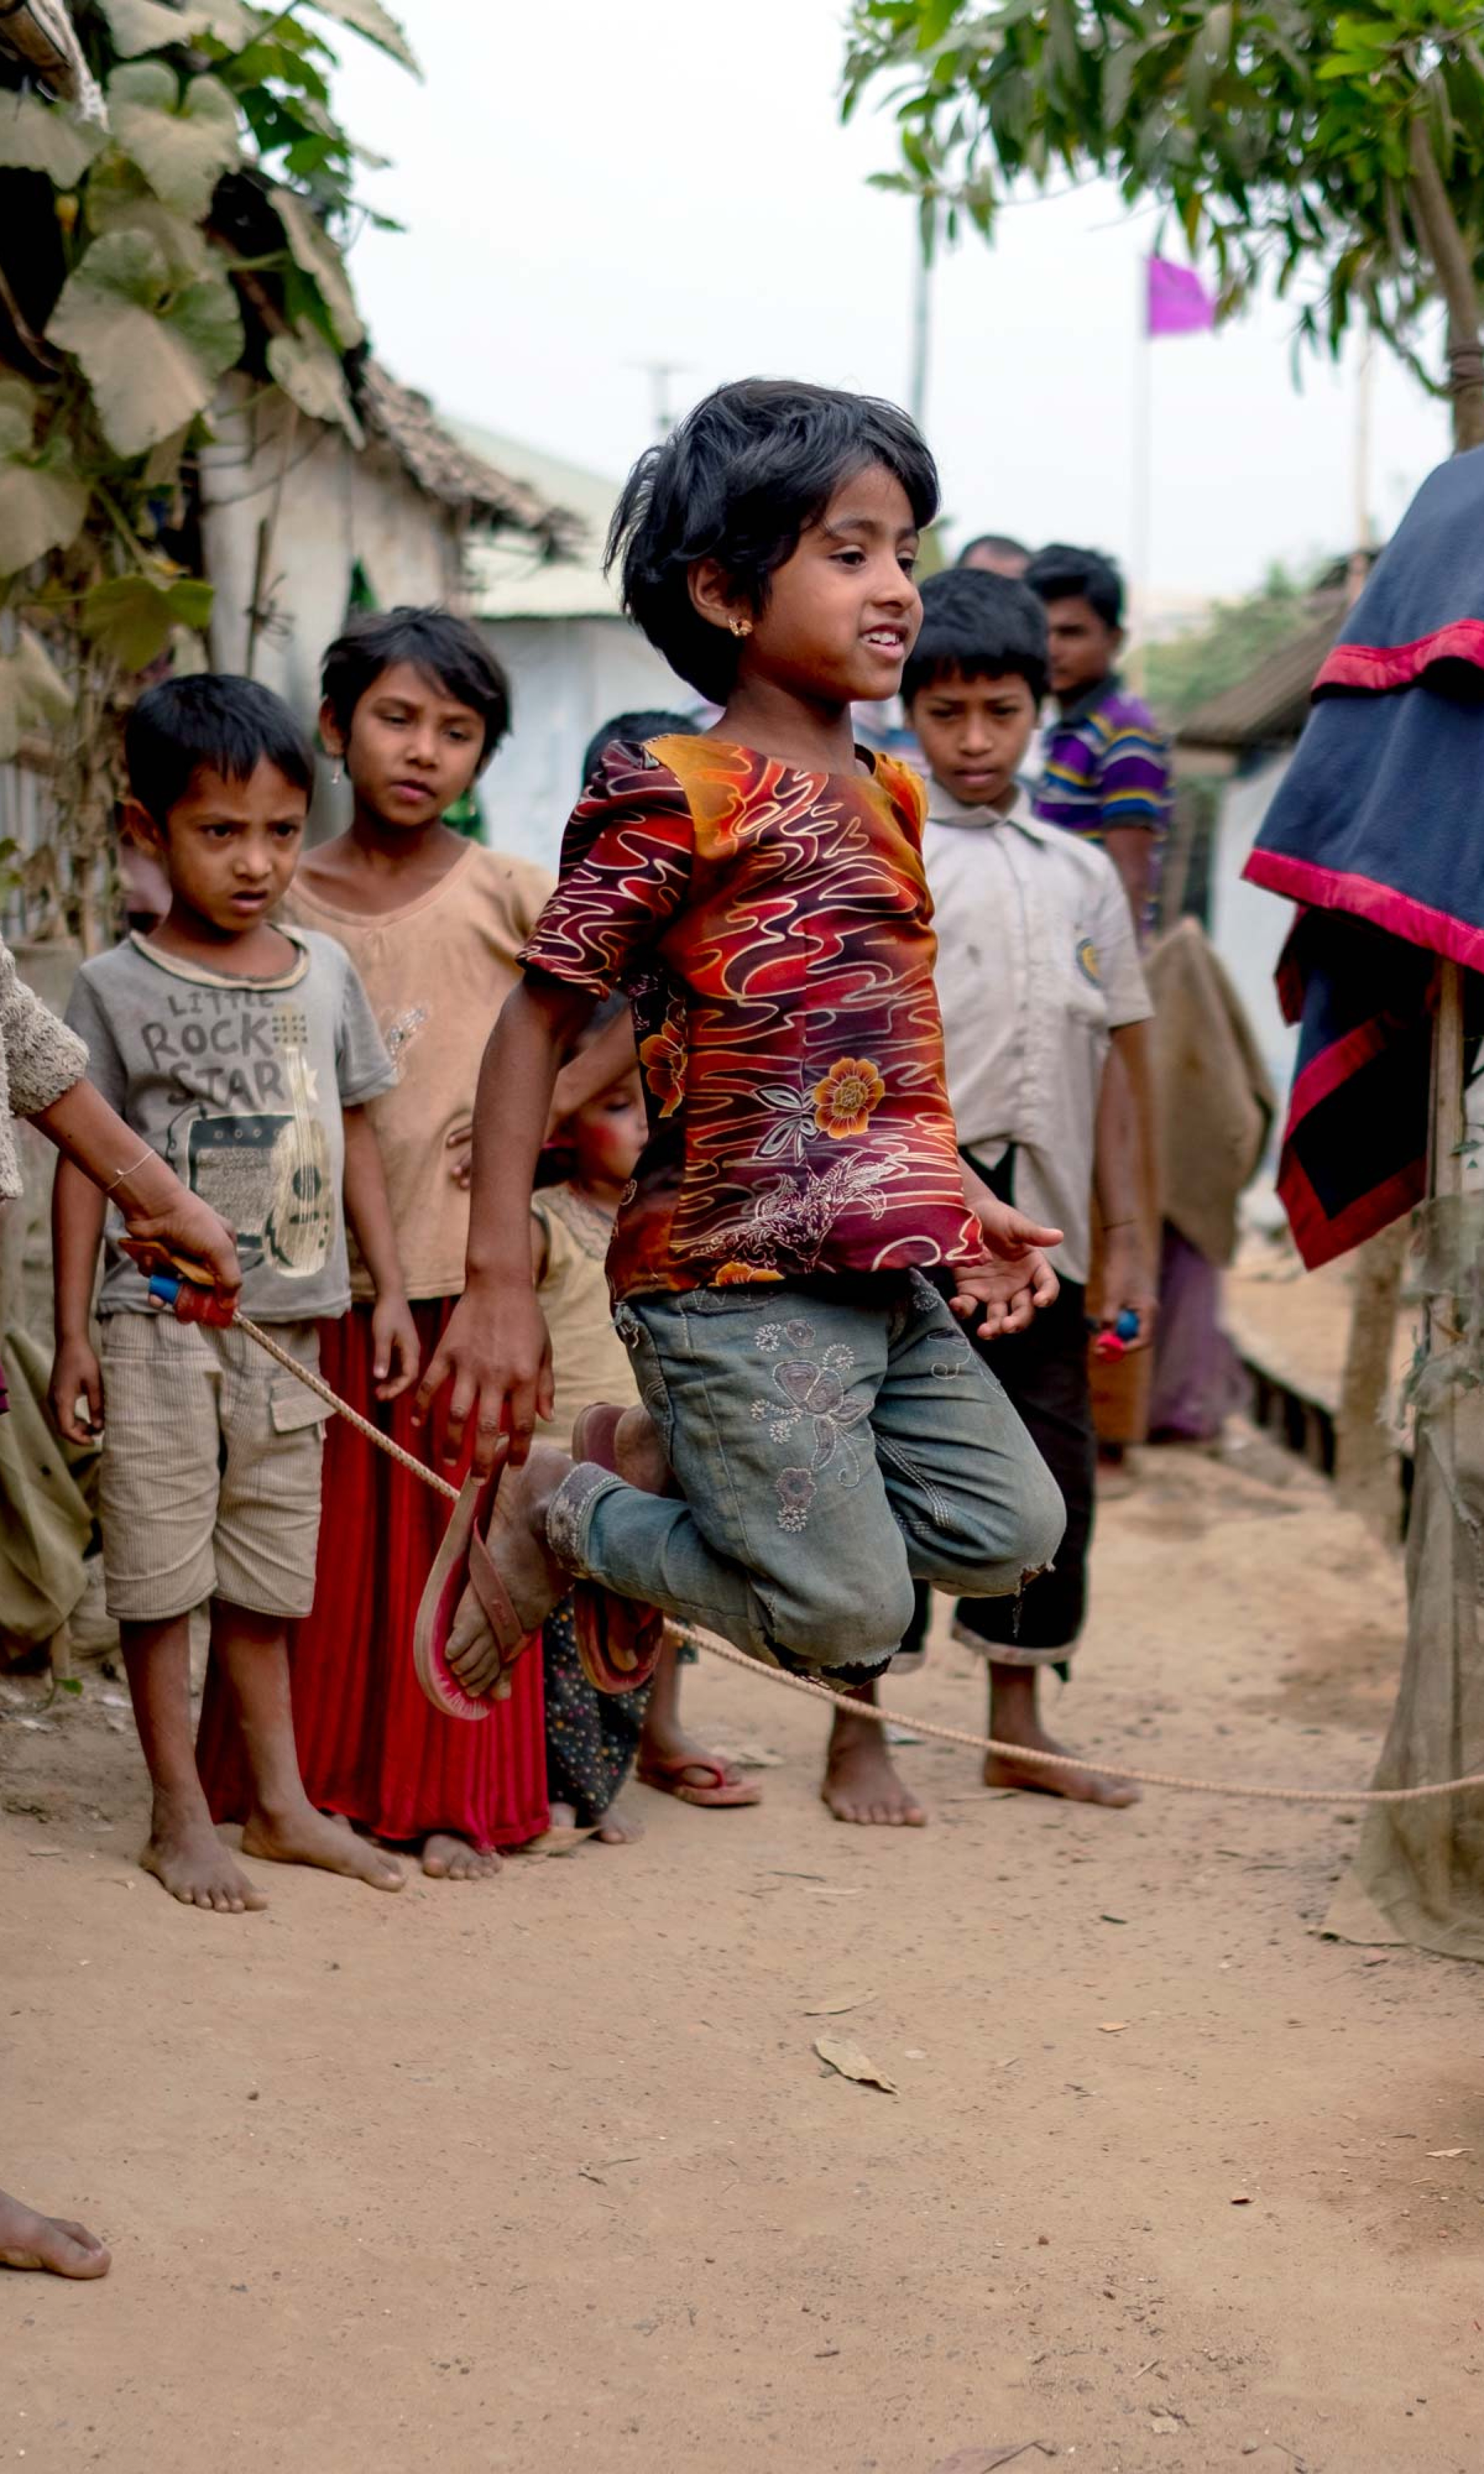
[842, 0, 1484, 449]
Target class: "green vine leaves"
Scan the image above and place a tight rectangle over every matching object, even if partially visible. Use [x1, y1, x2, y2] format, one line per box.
[0, 628, 73, 764]
[47, 229, 244, 458]
[0, 381, 89, 576]
[107, 63, 242, 220]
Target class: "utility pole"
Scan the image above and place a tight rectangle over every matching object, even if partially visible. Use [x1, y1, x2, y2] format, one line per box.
[908, 236, 932, 431]
[635, 360, 686, 440]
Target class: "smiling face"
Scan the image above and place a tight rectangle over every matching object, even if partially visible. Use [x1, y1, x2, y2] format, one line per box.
[699, 462, 923, 712]
[137, 759, 307, 939]
[325, 659, 487, 832]
[909, 668, 1040, 809]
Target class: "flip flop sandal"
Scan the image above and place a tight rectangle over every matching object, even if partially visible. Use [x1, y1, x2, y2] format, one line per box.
[413, 1447, 538, 1721]
[568, 1402, 666, 1697]
[636, 1754, 763, 1809]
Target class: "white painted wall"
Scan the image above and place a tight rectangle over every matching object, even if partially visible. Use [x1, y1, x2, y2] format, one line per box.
[1207, 750, 1300, 1108]
[198, 387, 463, 835]
[478, 616, 698, 870]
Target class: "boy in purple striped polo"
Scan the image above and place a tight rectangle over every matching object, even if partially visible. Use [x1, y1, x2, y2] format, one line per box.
[1026, 543, 1169, 934]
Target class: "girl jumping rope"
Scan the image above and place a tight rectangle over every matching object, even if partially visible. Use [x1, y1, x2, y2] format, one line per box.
[414, 381, 1067, 1705]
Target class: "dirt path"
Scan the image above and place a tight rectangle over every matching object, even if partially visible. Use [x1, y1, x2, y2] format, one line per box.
[4, 1435, 1483, 2474]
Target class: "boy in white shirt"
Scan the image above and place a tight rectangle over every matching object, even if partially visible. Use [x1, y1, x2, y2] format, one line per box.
[822, 568, 1156, 1827]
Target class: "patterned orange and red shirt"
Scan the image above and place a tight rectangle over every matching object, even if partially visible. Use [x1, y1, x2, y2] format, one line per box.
[519, 733, 986, 1300]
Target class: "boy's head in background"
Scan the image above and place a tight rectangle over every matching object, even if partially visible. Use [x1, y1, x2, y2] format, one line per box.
[124, 674, 315, 944]
[957, 532, 1031, 580]
[580, 707, 696, 792]
[320, 606, 511, 834]
[1024, 543, 1124, 706]
[902, 568, 1047, 813]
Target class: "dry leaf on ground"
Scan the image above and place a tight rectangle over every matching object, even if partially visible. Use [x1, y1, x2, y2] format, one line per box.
[814, 2035, 897, 2093]
[802, 1992, 878, 2017]
[1427, 2147, 1466, 2158]
[1099, 2020, 1130, 2033]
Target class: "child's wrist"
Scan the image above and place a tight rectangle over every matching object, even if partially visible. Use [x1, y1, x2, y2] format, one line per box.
[464, 1250, 535, 1292]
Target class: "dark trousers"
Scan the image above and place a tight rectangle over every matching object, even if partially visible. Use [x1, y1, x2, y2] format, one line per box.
[897, 1277, 1094, 1664]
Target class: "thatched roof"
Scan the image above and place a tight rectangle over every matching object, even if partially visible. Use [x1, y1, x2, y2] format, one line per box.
[356, 363, 583, 559]
[1175, 605, 1347, 752]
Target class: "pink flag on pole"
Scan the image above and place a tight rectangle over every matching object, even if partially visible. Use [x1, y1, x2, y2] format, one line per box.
[1146, 255, 1216, 337]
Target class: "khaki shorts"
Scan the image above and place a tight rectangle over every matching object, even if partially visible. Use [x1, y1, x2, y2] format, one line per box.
[98, 1313, 329, 1624]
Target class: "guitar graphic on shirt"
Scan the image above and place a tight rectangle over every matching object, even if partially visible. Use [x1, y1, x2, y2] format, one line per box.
[262, 1030, 331, 1276]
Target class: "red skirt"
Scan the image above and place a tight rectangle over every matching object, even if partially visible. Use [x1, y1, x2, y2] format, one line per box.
[195, 1298, 548, 1850]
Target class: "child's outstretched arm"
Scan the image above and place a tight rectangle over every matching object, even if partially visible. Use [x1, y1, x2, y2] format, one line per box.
[341, 1106, 419, 1401]
[414, 974, 598, 1472]
[952, 1161, 1062, 1340]
[36, 1077, 240, 1293]
[48, 1157, 107, 1443]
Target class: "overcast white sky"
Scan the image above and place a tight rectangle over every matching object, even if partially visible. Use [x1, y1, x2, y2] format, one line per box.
[330, 0, 1450, 599]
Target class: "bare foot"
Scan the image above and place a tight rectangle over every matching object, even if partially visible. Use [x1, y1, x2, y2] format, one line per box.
[242, 1801, 405, 1890]
[446, 1445, 572, 1695]
[594, 1801, 643, 1845]
[421, 1832, 502, 1881]
[821, 1707, 927, 1827]
[0, 2190, 111, 2279]
[140, 1791, 267, 1913]
[547, 1799, 641, 1847]
[983, 1729, 1142, 1808]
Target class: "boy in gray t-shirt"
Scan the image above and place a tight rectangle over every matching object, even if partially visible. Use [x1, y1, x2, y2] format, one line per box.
[49, 675, 416, 1915]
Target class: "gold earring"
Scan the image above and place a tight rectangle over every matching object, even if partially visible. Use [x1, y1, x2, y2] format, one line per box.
[728, 616, 752, 639]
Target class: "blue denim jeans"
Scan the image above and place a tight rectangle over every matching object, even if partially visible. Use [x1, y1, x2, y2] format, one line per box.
[546, 1274, 1066, 1680]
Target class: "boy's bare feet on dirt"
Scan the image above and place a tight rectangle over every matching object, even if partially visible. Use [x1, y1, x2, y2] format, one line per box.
[446, 1444, 573, 1693]
[421, 1833, 502, 1880]
[0, 2191, 111, 2279]
[141, 1790, 267, 1913]
[985, 1663, 1141, 1807]
[241, 1800, 405, 1889]
[982, 1734, 1141, 1806]
[822, 1694, 927, 1827]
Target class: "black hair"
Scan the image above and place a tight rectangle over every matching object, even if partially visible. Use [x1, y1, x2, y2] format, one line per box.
[125, 673, 315, 828]
[1024, 542, 1125, 630]
[902, 568, 1048, 707]
[580, 707, 696, 792]
[607, 378, 940, 703]
[319, 606, 511, 766]
[957, 532, 1030, 569]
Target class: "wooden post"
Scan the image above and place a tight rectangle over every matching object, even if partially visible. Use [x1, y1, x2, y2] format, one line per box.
[1430, 959, 1467, 1208]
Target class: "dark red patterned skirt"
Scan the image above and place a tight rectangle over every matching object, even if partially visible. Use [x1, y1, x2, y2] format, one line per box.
[196, 1297, 548, 1850]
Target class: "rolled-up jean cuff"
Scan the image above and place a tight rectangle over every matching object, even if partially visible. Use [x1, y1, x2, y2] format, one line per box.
[547, 1460, 625, 1573]
[949, 1615, 1071, 1672]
